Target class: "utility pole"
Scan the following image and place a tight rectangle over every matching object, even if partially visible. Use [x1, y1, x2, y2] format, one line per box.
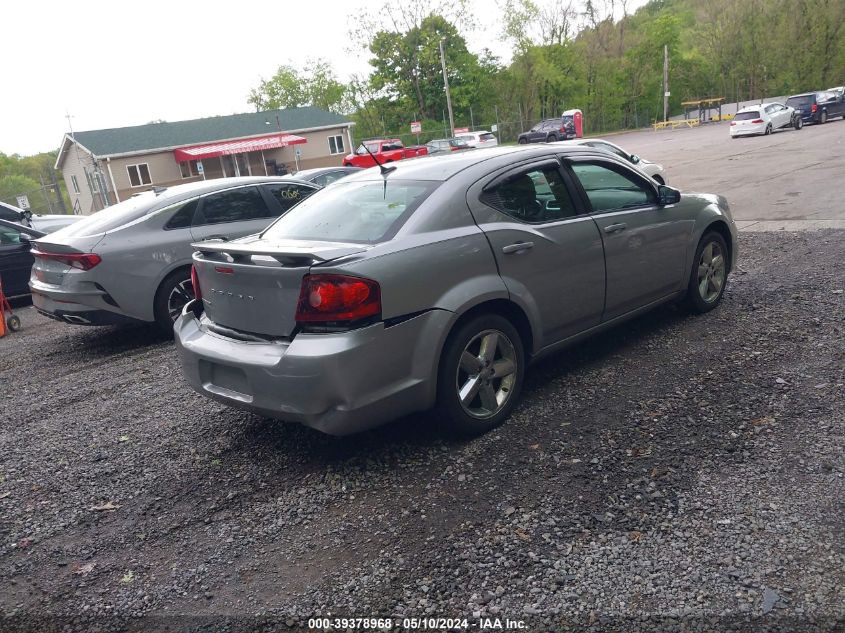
[662, 44, 669, 122]
[439, 38, 455, 136]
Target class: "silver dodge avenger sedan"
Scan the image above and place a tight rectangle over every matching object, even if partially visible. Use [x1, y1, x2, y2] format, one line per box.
[175, 145, 737, 436]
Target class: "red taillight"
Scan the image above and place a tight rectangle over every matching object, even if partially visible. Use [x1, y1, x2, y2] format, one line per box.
[811, 104, 818, 113]
[32, 250, 101, 271]
[751, 119, 764, 124]
[191, 265, 202, 303]
[730, 121, 737, 126]
[295, 274, 381, 324]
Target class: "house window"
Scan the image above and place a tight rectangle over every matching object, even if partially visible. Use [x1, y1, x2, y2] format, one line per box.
[127, 163, 152, 187]
[88, 170, 100, 193]
[71, 175, 80, 194]
[180, 160, 198, 179]
[328, 135, 345, 155]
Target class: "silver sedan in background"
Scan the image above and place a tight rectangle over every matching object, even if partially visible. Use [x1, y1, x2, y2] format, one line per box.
[561, 138, 667, 184]
[176, 145, 736, 437]
[30, 177, 319, 332]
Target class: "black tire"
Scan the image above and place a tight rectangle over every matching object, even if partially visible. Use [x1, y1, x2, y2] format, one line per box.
[7, 315, 21, 332]
[793, 116, 803, 130]
[685, 231, 729, 314]
[764, 124, 772, 135]
[819, 110, 828, 124]
[518, 137, 528, 144]
[547, 134, 558, 142]
[435, 313, 525, 437]
[153, 267, 194, 335]
[653, 175, 665, 185]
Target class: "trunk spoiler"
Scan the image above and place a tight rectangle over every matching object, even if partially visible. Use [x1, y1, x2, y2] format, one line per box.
[191, 240, 367, 264]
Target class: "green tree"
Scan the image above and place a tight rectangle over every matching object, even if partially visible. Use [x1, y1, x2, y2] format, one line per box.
[248, 59, 347, 113]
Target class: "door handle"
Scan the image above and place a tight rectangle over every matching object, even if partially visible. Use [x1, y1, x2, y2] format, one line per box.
[202, 235, 229, 241]
[502, 241, 534, 254]
[603, 223, 627, 234]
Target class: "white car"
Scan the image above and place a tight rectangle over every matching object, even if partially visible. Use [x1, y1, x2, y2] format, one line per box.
[0, 201, 80, 234]
[561, 138, 667, 184]
[730, 102, 802, 138]
[455, 130, 499, 148]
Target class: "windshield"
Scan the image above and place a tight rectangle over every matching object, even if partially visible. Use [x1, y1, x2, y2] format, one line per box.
[261, 179, 439, 244]
[355, 142, 380, 156]
[734, 111, 761, 120]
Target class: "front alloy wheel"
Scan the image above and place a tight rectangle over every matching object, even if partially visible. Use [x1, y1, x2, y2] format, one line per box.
[685, 231, 729, 313]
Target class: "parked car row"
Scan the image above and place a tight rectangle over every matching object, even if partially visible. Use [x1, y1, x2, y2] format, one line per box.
[731, 87, 845, 138]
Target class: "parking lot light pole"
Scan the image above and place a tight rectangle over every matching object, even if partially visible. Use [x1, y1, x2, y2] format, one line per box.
[439, 38, 455, 137]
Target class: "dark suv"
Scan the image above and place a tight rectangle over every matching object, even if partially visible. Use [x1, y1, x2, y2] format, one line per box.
[518, 117, 573, 144]
[786, 91, 845, 124]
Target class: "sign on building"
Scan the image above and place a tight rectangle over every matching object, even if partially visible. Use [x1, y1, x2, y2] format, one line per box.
[454, 127, 469, 134]
[410, 121, 422, 134]
[15, 195, 30, 210]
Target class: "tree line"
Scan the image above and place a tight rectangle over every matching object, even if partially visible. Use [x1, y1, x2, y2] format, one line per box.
[250, 0, 845, 142]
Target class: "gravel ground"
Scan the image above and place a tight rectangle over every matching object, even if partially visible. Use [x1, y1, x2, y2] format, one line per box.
[0, 230, 843, 633]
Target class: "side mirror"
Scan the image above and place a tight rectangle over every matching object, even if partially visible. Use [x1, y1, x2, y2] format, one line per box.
[19, 232, 34, 242]
[658, 184, 681, 206]
[630, 154, 641, 164]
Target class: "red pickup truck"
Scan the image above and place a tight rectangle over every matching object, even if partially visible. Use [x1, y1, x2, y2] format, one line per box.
[342, 139, 428, 168]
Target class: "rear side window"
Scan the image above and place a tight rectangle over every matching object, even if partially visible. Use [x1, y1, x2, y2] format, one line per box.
[481, 165, 578, 223]
[261, 180, 438, 243]
[194, 186, 271, 226]
[164, 199, 199, 230]
[263, 183, 316, 212]
[734, 111, 761, 120]
[570, 162, 655, 212]
[479, 133, 496, 141]
[310, 172, 345, 187]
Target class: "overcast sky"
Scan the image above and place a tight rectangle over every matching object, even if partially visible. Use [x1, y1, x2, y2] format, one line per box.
[1, 0, 646, 157]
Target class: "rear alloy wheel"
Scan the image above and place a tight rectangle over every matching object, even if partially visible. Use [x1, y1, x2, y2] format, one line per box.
[764, 124, 772, 135]
[547, 134, 558, 142]
[793, 116, 803, 130]
[154, 268, 195, 334]
[819, 111, 828, 124]
[436, 314, 525, 436]
[685, 231, 728, 314]
[518, 137, 528, 144]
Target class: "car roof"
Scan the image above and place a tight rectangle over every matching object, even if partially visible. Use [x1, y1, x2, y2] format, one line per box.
[787, 93, 815, 99]
[347, 144, 600, 182]
[286, 167, 358, 178]
[736, 105, 765, 113]
[143, 176, 303, 201]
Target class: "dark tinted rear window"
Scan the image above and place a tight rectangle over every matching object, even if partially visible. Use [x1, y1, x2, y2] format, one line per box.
[786, 95, 813, 107]
[262, 180, 438, 244]
[734, 111, 761, 120]
[479, 133, 496, 141]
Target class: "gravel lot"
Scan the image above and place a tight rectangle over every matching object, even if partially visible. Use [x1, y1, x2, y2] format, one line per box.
[1, 228, 843, 632]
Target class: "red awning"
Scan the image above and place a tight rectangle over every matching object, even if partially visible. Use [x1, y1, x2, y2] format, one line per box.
[173, 133, 306, 162]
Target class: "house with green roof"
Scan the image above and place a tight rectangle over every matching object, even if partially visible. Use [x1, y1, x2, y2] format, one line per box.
[55, 106, 355, 214]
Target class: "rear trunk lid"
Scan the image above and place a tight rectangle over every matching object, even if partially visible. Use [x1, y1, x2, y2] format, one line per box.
[31, 232, 107, 286]
[192, 238, 368, 337]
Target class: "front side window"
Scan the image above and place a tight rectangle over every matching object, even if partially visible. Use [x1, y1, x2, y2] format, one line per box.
[195, 186, 271, 226]
[328, 135, 345, 155]
[570, 162, 655, 213]
[0, 224, 24, 245]
[355, 142, 379, 156]
[127, 163, 152, 187]
[263, 183, 316, 213]
[481, 165, 578, 223]
[262, 180, 438, 243]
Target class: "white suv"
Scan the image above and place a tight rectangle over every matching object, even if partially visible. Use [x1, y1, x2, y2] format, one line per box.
[730, 102, 802, 138]
[455, 131, 499, 148]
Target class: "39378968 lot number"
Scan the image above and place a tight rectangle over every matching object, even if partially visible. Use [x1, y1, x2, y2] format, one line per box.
[307, 617, 470, 629]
